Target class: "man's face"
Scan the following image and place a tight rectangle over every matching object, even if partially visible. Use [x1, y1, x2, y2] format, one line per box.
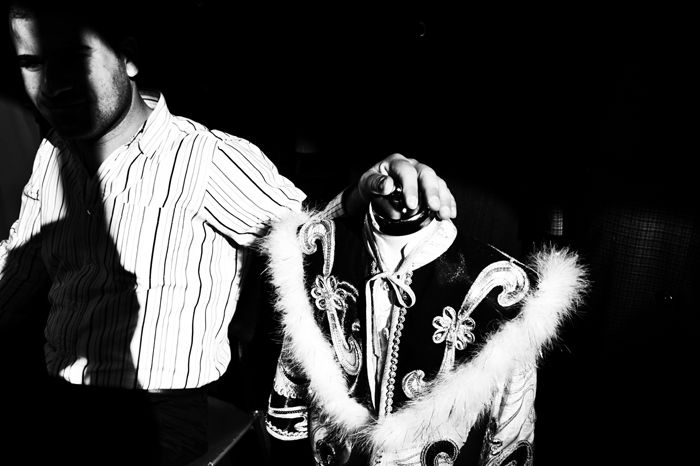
[10, 14, 133, 141]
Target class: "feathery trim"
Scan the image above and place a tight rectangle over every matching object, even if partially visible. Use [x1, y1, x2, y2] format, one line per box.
[262, 210, 588, 454]
[261, 210, 371, 436]
[364, 245, 587, 453]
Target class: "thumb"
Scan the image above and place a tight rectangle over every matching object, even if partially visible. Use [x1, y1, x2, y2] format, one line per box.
[359, 172, 396, 200]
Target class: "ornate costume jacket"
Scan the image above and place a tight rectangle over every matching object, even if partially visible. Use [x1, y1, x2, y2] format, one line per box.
[262, 210, 586, 465]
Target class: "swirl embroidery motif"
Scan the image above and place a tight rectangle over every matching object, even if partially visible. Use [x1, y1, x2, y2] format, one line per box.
[421, 439, 460, 466]
[403, 260, 530, 399]
[299, 218, 363, 377]
[299, 218, 335, 276]
[309, 270, 362, 377]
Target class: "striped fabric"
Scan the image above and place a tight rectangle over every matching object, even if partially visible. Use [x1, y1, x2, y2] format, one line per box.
[0, 92, 343, 390]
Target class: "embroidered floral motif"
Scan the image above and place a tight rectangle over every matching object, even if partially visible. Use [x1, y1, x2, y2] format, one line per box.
[432, 306, 476, 350]
[403, 306, 477, 400]
[403, 260, 530, 400]
[311, 275, 356, 316]
[310, 274, 362, 376]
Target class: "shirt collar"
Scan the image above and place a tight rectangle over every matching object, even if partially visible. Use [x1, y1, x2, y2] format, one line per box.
[44, 90, 172, 161]
[134, 90, 172, 159]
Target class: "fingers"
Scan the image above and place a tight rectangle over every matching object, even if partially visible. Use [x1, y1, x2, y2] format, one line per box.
[414, 162, 456, 220]
[384, 156, 420, 211]
[435, 176, 457, 220]
[360, 162, 396, 199]
[357, 154, 405, 202]
[359, 153, 457, 221]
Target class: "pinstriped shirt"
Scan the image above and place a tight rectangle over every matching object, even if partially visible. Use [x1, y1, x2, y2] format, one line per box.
[0, 92, 341, 390]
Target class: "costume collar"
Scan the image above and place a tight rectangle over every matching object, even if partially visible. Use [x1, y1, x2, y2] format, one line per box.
[365, 206, 457, 274]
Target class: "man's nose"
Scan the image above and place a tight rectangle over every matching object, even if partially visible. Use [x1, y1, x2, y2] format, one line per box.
[41, 62, 74, 97]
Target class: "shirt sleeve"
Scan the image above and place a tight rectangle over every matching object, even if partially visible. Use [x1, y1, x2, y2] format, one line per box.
[0, 154, 50, 325]
[319, 190, 346, 219]
[202, 133, 306, 246]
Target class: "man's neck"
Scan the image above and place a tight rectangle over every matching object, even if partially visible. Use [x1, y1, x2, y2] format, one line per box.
[73, 87, 153, 176]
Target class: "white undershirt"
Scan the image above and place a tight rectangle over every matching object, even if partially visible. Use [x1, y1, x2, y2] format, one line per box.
[364, 208, 455, 408]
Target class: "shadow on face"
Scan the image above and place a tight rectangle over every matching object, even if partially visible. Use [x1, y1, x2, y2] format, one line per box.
[7, 2, 137, 141]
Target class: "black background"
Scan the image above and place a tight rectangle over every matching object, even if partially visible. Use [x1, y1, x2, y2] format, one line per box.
[3, 2, 694, 200]
[1, 2, 696, 464]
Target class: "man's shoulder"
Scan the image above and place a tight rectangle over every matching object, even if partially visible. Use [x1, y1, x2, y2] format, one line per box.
[167, 116, 259, 153]
[143, 92, 251, 149]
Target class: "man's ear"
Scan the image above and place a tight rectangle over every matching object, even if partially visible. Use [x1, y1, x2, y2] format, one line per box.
[119, 36, 140, 78]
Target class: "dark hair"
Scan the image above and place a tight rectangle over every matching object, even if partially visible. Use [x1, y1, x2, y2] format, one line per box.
[5, 0, 145, 51]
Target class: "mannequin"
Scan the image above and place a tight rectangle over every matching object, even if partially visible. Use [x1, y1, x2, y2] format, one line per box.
[261, 196, 587, 465]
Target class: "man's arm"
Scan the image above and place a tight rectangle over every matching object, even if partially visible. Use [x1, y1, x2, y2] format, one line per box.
[0, 175, 50, 331]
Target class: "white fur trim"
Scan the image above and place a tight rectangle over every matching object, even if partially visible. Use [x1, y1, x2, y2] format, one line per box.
[262, 211, 588, 454]
[261, 210, 371, 434]
[366, 246, 587, 453]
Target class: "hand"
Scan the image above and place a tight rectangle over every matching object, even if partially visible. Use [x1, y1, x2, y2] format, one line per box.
[356, 153, 457, 221]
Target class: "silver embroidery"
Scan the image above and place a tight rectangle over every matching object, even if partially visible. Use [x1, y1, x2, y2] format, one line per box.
[403, 260, 530, 399]
[299, 218, 335, 276]
[301, 218, 362, 376]
[403, 305, 476, 399]
[420, 439, 460, 466]
[310, 275, 362, 375]
[402, 369, 427, 401]
[433, 305, 476, 371]
[273, 362, 306, 399]
[265, 419, 308, 441]
[458, 260, 530, 317]
[482, 365, 537, 463]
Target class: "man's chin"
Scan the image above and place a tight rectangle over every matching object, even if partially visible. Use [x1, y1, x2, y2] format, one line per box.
[42, 108, 94, 139]
[53, 128, 92, 140]
[49, 120, 96, 141]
